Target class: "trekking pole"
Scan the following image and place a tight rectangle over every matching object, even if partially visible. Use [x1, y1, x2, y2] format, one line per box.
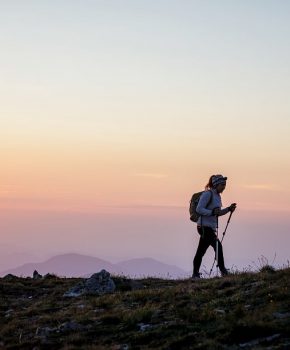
[209, 211, 234, 277]
[209, 214, 219, 277]
[220, 211, 233, 244]
[216, 216, 219, 276]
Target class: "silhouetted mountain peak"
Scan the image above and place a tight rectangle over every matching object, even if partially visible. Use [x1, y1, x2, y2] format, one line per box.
[0, 254, 187, 279]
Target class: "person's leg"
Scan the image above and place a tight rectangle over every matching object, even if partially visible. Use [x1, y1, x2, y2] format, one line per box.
[193, 226, 211, 276]
[208, 233, 227, 273]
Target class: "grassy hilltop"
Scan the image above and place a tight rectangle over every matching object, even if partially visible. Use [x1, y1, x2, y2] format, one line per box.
[1, 267, 290, 349]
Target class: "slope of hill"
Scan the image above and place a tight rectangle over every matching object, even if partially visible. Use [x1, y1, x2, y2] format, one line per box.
[0, 253, 187, 278]
[1, 266, 290, 349]
[117, 257, 187, 278]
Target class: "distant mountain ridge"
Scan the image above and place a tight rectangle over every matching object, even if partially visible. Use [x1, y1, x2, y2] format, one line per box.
[0, 253, 187, 279]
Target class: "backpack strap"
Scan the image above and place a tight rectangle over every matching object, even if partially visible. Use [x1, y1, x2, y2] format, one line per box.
[200, 189, 214, 227]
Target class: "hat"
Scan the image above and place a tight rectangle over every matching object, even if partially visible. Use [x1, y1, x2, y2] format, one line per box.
[212, 175, 227, 188]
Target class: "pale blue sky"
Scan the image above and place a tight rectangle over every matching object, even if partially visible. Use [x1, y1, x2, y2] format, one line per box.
[1, 1, 290, 124]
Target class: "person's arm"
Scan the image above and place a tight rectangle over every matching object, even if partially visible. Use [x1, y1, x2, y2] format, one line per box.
[218, 207, 230, 216]
[213, 203, 237, 216]
[196, 191, 213, 216]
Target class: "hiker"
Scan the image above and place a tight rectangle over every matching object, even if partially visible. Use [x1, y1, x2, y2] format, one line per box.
[192, 175, 236, 278]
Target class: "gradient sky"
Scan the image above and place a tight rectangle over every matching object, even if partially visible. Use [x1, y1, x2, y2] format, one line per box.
[1, 1, 290, 273]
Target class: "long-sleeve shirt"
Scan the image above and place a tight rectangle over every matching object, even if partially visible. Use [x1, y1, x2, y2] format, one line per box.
[196, 189, 230, 230]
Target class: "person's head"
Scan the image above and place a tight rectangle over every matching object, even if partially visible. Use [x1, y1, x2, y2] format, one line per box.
[205, 174, 227, 193]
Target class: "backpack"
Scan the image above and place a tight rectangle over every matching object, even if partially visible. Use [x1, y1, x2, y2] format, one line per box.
[189, 190, 213, 222]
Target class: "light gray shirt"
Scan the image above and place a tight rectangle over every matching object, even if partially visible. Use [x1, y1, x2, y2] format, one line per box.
[196, 189, 230, 230]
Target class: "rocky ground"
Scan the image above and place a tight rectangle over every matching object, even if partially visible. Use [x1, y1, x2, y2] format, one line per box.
[1, 266, 290, 349]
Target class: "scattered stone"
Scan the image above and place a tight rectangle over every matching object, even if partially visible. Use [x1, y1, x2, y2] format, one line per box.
[138, 323, 153, 332]
[35, 326, 58, 337]
[63, 289, 82, 298]
[214, 309, 226, 315]
[250, 281, 264, 287]
[64, 269, 116, 297]
[94, 308, 105, 313]
[120, 345, 129, 350]
[59, 321, 85, 332]
[35, 327, 58, 346]
[5, 309, 14, 318]
[239, 334, 280, 348]
[33, 270, 42, 280]
[112, 345, 129, 350]
[265, 334, 281, 342]
[273, 312, 290, 319]
[3, 274, 18, 281]
[86, 270, 115, 293]
[239, 338, 260, 348]
[35, 322, 89, 340]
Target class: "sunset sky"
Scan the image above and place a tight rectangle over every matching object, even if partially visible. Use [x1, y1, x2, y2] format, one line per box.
[1, 1, 290, 274]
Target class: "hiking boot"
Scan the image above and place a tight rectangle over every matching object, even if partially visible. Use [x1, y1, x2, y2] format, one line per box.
[220, 268, 230, 277]
[192, 272, 202, 280]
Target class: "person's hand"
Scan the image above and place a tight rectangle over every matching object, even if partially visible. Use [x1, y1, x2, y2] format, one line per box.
[212, 207, 221, 216]
[229, 203, 237, 212]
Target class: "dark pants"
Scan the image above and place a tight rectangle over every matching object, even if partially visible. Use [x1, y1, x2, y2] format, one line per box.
[193, 226, 226, 274]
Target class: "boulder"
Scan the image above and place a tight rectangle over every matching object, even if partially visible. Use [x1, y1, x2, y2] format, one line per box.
[64, 269, 116, 297]
[3, 274, 18, 281]
[33, 270, 42, 280]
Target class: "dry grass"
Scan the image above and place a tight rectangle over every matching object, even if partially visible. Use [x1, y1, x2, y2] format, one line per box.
[1, 269, 290, 349]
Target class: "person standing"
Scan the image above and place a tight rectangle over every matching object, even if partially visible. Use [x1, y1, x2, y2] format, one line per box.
[192, 174, 236, 278]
